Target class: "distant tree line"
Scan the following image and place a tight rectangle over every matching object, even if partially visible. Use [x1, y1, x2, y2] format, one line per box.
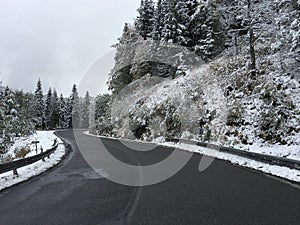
[0, 79, 92, 155]
[33, 79, 91, 130]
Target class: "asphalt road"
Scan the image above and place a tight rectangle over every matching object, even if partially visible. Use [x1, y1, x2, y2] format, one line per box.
[0, 130, 299, 225]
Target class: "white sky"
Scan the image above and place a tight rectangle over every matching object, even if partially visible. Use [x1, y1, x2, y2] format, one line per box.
[0, 0, 140, 96]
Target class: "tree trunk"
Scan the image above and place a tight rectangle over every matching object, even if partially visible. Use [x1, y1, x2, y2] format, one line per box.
[247, 0, 256, 78]
[249, 27, 256, 78]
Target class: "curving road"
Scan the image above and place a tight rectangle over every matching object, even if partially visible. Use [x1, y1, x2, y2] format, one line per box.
[0, 130, 299, 225]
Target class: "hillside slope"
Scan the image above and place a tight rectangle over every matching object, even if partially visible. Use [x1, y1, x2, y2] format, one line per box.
[97, 0, 300, 148]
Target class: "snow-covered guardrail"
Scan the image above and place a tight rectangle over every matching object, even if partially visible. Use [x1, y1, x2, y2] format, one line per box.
[165, 138, 300, 170]
[0, 143, 58, 175]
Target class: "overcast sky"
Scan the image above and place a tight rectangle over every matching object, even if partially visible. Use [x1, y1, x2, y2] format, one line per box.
[0, 0, 140, 96]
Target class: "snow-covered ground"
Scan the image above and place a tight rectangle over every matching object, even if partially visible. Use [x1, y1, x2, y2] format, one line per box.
[1, 131, 61, 161]
[233, 142, 300, 161]
[161, 141, 300, 183]
[0, 131, 66, 191]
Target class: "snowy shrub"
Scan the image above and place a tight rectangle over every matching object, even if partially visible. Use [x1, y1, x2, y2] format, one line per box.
[150, 100, 181, 139]
[128, 104, 151, 139]
[96, 117, 113, 137]
[14, 146, 31, 159]
[226, 106, 244, 126]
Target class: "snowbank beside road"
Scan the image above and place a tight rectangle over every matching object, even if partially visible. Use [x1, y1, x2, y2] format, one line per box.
[1, 131, 60, 161]
[0, 131, 66, 191]
[162, 142, 300, 183]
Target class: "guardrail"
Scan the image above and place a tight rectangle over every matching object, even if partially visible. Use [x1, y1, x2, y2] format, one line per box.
[165, 138, 300, 170]
[0, 144, 58, 175]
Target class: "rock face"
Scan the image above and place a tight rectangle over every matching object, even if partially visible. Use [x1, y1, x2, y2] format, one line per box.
[97, 0, 300, 146]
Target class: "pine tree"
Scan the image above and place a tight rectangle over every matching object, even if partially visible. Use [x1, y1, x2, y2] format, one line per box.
[58, 94, 67, 128]
[0, 85, 8, 153]
[161, 0, 178, 43]
[13, 90, 35, 135]
[1, 88, 19, 148]
[192, 0, 225, 59]
[51, 89, 59, 129]
[81, 91, 91, 128]
[95, 94, 112, 135]
[69, 84, 80, 128]
[136, 0, 155, 40]
[152, 0, 164, 40]
[174, 0, 191, 46]
[34, 79, 45, 129]
[44, 88, 52, 129]
[108, 23, 139, 95]
[65, 97, 73, 129]
[1, 86, 35, 153]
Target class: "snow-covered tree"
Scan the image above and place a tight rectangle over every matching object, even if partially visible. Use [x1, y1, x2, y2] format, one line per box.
[69, 84, 80, 128]
[136, 0, 155, 40]
[223, 0, 274, 77]
[0, 88, 29, 153]
[174, 0, 192, 46]
[192, 0, 225, 59]
[65, 97, 72, 129]
[58, 94, 67, 128]
[44, 88, 52, 129]
[34, 79, 45, 129]
[13, 90, 35, 135]
[50, 89, 59, 129]
[161, 0, 178, 43]
[95, 94, 112, 135]
[108, 23, 140, 95]
[81, 91, 91, 128]
[151, 0, 164, 40]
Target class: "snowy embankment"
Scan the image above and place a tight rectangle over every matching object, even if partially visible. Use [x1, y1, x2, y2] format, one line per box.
[0, 131, 66, 191]
[161, 141, 300, 183]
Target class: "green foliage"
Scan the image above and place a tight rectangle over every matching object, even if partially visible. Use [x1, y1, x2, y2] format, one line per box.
[129, 104, 151, 139]
[81, 91, 91, 129]
[0, 87, 35, 154]
[34, 79, 45, 129]
[94, 94, 113, 136]
[226, 106, 244, 126]
[68, 85, 80, 128]
[151, 100, 181, 138]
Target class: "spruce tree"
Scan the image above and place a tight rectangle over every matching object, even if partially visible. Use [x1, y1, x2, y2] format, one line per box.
[81, 91, 91, 128]
[14, 90, 35, 135]
[152, 0, 164, 40]
[44, 88, 52, 129]
[108, 23, 138, 95]
[58, 94, 67, 128]
[161, 0, 178, 43]
[34, 79, 45, 129]
[65, 97, 73, 129]
[174, 0, 189, 45]
[51, 89, 59, 129]
[69, 84, 80, 128]
[136, 0, 155, 40]
[192, 1, 225, 59]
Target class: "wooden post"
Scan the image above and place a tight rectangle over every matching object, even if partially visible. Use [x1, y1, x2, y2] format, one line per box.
[41, 147, 45, 162]
[31, 141, 40, 154]
[13, 168, 18, 176]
